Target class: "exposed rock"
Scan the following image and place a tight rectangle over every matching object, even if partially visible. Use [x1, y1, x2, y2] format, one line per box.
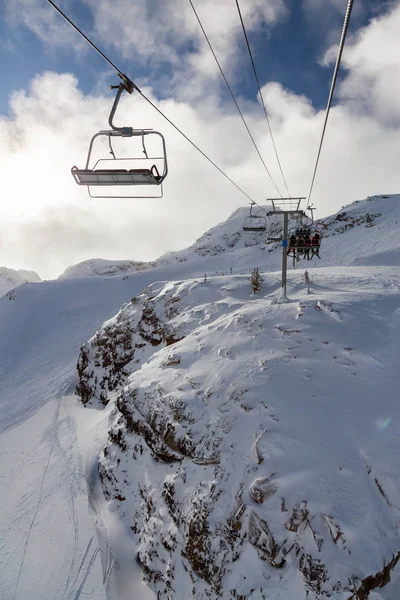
[249, 477, 277, 504]
[352, 551, 400, 599]
[76, 287, 184, 407]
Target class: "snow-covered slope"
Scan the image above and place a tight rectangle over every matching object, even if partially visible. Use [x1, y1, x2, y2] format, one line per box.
[0, 266, 41, 296]
[0, 258, 264, 600]
[77, 268, 400, 600]
[2, 194, 400, 600]
[59, 258, 156, 279]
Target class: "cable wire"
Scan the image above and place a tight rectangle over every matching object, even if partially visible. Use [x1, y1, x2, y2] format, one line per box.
[235, 0, 291, 198]
[188, 0, 283, 198]
[47, 0, 136, 91]
[46, 0, 257, 203]
[137, 90, 255, 202]
[307, 0, 354, 207]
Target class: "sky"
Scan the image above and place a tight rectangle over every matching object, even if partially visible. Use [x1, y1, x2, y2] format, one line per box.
[0, 0, 399, 279]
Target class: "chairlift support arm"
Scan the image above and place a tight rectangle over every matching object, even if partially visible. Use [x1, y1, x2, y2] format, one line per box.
[108, 84, 135, 133]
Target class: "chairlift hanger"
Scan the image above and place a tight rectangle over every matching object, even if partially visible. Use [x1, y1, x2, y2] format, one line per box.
[47, 0, 168, 199]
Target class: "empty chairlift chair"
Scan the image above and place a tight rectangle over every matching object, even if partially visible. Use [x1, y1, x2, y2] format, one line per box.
[71, 84, 168, 198]
[242, 202, 267, 232]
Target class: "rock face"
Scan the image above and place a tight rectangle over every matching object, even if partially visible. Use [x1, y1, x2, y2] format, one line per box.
[77, 287, 184, 407]
[77, 272, 400, 599]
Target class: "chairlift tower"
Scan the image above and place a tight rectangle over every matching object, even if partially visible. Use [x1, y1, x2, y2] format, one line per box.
[266, 197, 307, 303]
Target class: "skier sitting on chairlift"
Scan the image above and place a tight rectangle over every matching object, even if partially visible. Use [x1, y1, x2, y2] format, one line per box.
[310, 232, 321, 259]
[303, 233, 311, 260]
[287, 234, 296, 256]
[297, 234, 305, 254]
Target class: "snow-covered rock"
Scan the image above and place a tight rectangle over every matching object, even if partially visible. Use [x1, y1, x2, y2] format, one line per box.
[0, 266, 41, 297]
[77, 269, 400, 599]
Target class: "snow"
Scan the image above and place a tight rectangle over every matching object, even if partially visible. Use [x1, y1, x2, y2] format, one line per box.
[1, 194, 400, 599]
[0, 266, 41, 297]
[58, 258, 156, 280]
[82, 267, 400, 599]
[58, 194, 400, 283]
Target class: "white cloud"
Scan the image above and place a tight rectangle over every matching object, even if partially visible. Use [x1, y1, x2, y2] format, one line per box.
[4, 0, 86, 52]
[4, 0, 287, 100]
[84, 0, 287, 69]
[337, 2, 400, 125]
[1, 3, 400, 278]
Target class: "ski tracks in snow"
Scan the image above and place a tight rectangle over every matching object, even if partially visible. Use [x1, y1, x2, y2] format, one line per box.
[69, 536, 99, 600]
[12, 400, 62, 600]
[11, 395, 105, 600]
[59, 398, 105, 600]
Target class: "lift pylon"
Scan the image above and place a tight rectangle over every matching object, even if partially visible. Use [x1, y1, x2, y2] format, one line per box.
[266, 197, 307, 302]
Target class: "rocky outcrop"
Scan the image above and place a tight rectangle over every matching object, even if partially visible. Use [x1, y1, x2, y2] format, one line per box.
[77, 276, 400, 599]
[76, 287, 184, 407]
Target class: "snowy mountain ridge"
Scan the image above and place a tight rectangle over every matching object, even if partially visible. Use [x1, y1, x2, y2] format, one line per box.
[0, 266, 41, 297]
[58, 194, 400, 282]
[58, 258, 157, 280]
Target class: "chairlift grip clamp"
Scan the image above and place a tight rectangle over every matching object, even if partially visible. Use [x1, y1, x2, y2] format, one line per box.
[118, 73, 138, 95]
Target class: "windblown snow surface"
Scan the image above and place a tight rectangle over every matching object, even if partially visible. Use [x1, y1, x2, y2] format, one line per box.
[1, 194, 400, 600]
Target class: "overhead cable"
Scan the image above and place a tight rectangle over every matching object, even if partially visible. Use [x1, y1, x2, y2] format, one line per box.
[188, 0, 283, 198]
[46, 0, 256, 203]
[307, 0, 354, 207]
[137, 90, 256, 203]
[47, 0, 136, 92]
[235, 0, 291, 198]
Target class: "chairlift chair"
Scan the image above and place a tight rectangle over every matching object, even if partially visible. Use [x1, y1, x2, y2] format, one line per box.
[243, 215, 267, 232]
[72, 84, 168, 198]
[242, 202, 267, 232]
[287, 225, 322, 261]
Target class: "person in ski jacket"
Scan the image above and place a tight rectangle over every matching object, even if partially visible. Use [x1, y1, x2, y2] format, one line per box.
[287, 234, 296, 256]
[304, 234, 311, 260]
[311, 232, 321, 259]
[297, 234, 305, 254]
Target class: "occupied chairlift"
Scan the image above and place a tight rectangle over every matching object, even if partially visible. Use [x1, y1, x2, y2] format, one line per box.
[242, 202, 267, 232]
[71, 82, 168, 198]
[287, 210, 322, 260]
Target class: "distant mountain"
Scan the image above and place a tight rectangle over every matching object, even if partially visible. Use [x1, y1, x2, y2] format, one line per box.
[0, 267, 41, 297]
[57, 194, 400, 282]
[58, 258, 156, 280]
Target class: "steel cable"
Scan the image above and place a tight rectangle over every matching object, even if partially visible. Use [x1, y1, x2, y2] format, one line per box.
[188, 0, 283, 198]
[307, 0, 354, 207]
[235, 0, 291, 198]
